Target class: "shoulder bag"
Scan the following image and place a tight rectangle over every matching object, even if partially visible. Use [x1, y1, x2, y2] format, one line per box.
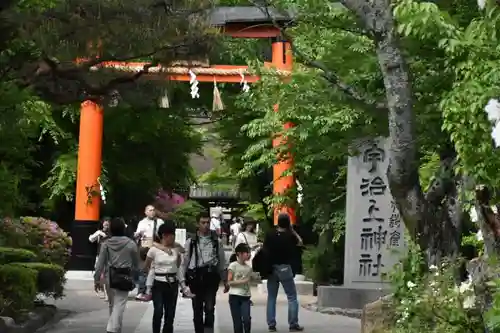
[107, 247, 136, 291]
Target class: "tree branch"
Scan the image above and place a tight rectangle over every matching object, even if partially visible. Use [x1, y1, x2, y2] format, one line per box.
[249, 2, 387, 112]
[22, 39, 201, 104]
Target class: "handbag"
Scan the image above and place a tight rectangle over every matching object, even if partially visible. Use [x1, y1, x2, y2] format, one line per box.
[252, 246, 272, 279]
[107, 247, 135, 291]
[109, 266, 136, 291]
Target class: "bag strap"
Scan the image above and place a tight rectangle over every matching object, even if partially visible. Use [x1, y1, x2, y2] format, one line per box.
[188, 237, 198, 269]
[188, 232, 218, 268]
[211, 231, 219, 259]
[234, 232, 249, 248]
[153, 218, 158, 239]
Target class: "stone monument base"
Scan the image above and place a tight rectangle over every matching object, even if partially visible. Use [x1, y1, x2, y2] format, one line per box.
[257, 275, 314, 296]
[317, 285, 389, 309]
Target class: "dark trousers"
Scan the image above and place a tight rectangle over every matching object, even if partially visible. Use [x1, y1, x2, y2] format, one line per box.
[152, 280, 178, 333]
[188, 269, 220, 333]
[229, 295, 251, 333]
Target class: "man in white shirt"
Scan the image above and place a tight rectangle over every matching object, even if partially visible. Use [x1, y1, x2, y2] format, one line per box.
[210, 212, 222, 237]
[229, 218, 241, 246]
[134, 205, 164, 301]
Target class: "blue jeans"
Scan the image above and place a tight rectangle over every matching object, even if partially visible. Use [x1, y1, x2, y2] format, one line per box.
[136, 269, 147, 294]
[266, 264, 299, 327]
[229, 295, 251, 333]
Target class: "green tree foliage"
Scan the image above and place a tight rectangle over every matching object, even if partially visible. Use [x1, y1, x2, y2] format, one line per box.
[0, 0, 215, 217]
[1, 0, 216, 104]
[209, 0, 491, 264]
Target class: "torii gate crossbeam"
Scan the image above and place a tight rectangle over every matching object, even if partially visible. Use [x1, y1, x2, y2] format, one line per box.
[71, 8, 295, 270]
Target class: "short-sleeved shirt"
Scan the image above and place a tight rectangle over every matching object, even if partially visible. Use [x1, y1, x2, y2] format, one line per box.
[228, 261, 252, 297]
[146, 247, 179, 282]
[136, 218, 164, 247]
[210, 217, 221, 231]
[235, 232, 258, 249]
[230, 223, 241, 235]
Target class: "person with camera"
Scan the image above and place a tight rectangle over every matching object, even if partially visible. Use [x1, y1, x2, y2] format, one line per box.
[94, 217, 140, 333]
[134, 204, 164, 301]
[89, 217, 111, 300]
[179, 211, 229, 333]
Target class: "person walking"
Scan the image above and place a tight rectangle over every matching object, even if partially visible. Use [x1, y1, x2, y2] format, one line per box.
[134, 205, 164, 301]
[180, 211, 228, 333]
[144, 221, 190, 333]
[89, 217, 111, 300]
[143, 240, 185, 301]
[234, 220, 259, 253]
[230, 218, 242, 247]
[227, 243, 253, 333]
[94, 217, 140, 333]
[210, 212, 222, 237]
[263, 213, 304, 332]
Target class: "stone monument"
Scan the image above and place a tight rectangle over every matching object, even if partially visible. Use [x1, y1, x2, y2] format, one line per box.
[317, 137, 406, 309]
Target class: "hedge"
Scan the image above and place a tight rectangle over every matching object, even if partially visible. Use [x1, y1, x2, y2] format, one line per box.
[11, 262, 66, 299]
[0, 247, 37, 265]
[0, 264, 37, 319]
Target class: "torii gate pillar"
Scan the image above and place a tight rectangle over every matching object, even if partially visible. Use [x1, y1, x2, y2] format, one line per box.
[70, 100, 103, 270]
[271, 38, 296, 225]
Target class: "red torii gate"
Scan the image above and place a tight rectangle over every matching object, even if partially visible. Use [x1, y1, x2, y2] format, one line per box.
[71, 7, 295, 270]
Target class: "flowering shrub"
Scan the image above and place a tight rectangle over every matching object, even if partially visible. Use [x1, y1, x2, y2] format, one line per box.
[0, 217, 72, 266]
[388, 243, 485, 333]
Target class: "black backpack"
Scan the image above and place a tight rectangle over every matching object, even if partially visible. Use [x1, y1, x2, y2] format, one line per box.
[252, 246, 272, 279]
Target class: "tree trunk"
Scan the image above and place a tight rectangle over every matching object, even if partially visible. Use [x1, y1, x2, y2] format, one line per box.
[341, 0, 464, 263]
[476, 186, 500, 256]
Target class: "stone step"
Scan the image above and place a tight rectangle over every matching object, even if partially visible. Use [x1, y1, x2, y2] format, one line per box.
[257, 276, 314, 296]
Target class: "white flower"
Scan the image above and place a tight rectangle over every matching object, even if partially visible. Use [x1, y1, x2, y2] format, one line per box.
[407, 281, 416, 289]
[476, 230, 483, 241]
[463, 295, 476, 309]
[477, 0, 486, 9]
[485, 98, 500, 122]
[459, 280, 473, 293]
[469, 208, 478, 223]
[429, 265, 438, 270]
[492, 122, 500, 147]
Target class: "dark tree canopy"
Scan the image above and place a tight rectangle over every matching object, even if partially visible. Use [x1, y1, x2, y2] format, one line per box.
[1, 0, 216, 104]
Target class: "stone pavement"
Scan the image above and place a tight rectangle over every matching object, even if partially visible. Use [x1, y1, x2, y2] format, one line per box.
[40, 277, 360, 333]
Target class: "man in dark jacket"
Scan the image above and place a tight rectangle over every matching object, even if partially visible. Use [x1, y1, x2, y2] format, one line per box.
[263, 213, 304, 332]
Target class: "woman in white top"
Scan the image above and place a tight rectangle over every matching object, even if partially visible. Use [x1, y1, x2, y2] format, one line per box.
[144, 221, 187, 333]
[234, 220, 259, 251]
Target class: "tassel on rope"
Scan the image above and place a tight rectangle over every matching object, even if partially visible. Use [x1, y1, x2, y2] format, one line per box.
[240, 73, 250, 93]
[97, 177, 106, 204]
[108, 89, 121, 107]
[212, 79, 224, 111]
[159, 89, 170, 108]
[189, 70, 200, 98]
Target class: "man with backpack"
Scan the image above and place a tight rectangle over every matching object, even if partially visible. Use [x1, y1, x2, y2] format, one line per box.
[179, 211, 229, 333]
